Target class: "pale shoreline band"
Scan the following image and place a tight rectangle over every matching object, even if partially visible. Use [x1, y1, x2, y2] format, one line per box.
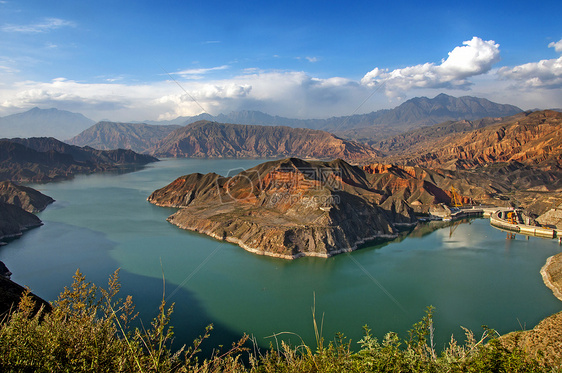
[541, 253, 562, 302]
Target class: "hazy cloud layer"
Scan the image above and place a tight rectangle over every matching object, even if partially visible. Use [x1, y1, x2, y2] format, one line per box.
[170, 65, 230, 80]
[154, 71, 369, 120]
[1, 18, 75, 33]
[497, 39, 562, 89]
[0, 73, 367, 121]
[361, 37, 501, 97]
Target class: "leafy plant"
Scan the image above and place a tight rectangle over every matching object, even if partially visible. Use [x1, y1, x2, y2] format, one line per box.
[0, 272, 558, 372]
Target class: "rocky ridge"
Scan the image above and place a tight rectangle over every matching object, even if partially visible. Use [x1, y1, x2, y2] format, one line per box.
[68, 121, 180, 153]
[67, 94, 522, 151]
[0, 137, 158, 182]
[344, 93, 522, 143]
[0, 181, 54, 243]
[0, 181, 54, 213]
[372, 110, 562, 215]
[0, 201, 43, 243]
[148, 158, 456, 258]
[139, 94, 521, 143]
[149, 121, 381, 161]
[388, 110, 562, 171]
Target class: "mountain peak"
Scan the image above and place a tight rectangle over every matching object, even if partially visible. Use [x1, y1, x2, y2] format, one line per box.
[150, 121, 381, 160]
[0, 107, 95, 140]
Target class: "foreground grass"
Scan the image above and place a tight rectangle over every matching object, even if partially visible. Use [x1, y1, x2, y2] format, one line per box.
[0, 270, 559, 372]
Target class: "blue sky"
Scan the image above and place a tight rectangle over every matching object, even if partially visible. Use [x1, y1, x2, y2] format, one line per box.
[0, 0, 561, 121]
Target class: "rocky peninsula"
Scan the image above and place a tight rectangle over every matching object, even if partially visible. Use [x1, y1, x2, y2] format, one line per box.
[0, 181, 54, 243]
[148, 158, 458, 258]
[1, 137, 158, 182]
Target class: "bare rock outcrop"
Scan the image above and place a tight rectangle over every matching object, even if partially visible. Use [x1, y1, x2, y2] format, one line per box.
[0, 181, 53, 244]
[0, 137, 158, 182]
[148, 158, 424, 258]
[0, 201, 43, 242]
[149, 121, 381, 162]
[394, 110, 562, 171]
[537, 204, 562, 229]
[0, 181, 54, 213]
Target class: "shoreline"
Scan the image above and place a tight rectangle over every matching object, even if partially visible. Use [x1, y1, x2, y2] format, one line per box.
[168, 217, 399, 260]
[541, 253, 562, 302]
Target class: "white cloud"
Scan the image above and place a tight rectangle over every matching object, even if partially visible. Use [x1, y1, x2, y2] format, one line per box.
[0, 73, 356, 121]
[0, 64, 19, 74]
[0, 78, 170, 120]
[361, 37, 501, 97]
[170, 65, 229, 80]
[2, 18, 76, 33]
[3, 36, 561, 122]
[306, 56, 319, 63]
[549, 39, 562, 53]
[156, 81, 252, 116]
[154, 71, 368, 120]
[497, 57, 562, 89]
[497, 39, 562, 89]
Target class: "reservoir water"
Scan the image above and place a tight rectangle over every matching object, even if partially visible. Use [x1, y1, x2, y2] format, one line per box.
[1, 158, 561, 352]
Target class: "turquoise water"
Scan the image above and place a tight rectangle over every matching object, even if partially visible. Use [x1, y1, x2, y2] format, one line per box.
[1, 158, 561, 352]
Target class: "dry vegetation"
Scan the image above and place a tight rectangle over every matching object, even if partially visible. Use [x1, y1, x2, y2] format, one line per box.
[1, 270, 560, 372]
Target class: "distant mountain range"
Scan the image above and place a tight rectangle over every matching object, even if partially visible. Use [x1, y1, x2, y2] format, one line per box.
[6, 94, 523, 143]
[0, 107, 94, 140]
[142, 93, 521, 129]
[139, 94, 522, 142]
[149, 121, 381, 161]
[65, 94, 524, 158]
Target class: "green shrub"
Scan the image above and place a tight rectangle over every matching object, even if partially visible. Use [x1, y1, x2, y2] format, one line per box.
[0, 271, 558, 372]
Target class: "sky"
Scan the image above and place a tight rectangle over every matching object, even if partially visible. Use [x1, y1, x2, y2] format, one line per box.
[0, 0, 561, 122]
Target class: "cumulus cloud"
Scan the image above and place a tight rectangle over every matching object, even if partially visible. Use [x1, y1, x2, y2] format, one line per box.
[153, 71, 371, 120]
[497, 39, 562, 89]
[549, 39, 562, 53]
[2, 18, 76, 33]
[156, 81, 252, 117]
[361, 37, 501, 96]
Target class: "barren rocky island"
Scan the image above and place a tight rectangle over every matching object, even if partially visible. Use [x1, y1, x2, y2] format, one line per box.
[147, 158, 437, 258]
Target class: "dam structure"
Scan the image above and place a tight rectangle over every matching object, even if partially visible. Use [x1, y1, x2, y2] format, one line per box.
[490, 209, 559, 239]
